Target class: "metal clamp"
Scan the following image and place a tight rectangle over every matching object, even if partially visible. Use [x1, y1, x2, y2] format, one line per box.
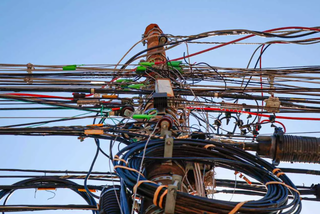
[25, 63, 34, 84]
[161, 122, 173, 165]
[164, 175, 182, 214]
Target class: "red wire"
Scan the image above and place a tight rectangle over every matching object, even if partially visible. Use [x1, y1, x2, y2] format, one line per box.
[260, 119, 286, 133]
[154, 26, 320, 64]
[187, 107, 320, 121]
[7, 93, 73, 100]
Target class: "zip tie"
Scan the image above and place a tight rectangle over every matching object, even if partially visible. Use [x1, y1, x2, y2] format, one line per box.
[159, 189, 168, 209]
[272, 168, 281, 174]
[265, 181, 300, 196]
[177, 135, 189, 139]
[114, 155, 119, 159]
[133, 180, 156, 194]
[86, 124, 103, 127]
[229, 200, 252, 214]
[113, 157, 128, 166]
[276, 172, 285, 177]
[243, 176, 252, 185]
[272, 168, 285, 177]
[114, 165, 145, 178]
[204, 144, 216, 149]
[153, 185, 167, 206]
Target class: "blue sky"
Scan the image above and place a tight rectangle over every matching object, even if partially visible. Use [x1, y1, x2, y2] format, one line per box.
[1, 0, 320, 213]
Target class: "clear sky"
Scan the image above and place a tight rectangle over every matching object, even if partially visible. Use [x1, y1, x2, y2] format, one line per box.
[1, 0, 320, 213]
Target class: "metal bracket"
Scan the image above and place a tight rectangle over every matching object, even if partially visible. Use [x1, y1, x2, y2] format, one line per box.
[264, 96, 281, 113]
[161, 124, 173, 165]
[164, 175, 182, 214]
[25, 63, 34, 84]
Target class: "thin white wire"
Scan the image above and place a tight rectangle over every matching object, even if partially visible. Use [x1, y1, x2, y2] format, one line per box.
[108, 118, 130, 214]
[130, 121, 159, 214]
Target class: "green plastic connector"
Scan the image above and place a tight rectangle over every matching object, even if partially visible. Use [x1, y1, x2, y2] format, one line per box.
[168, 61, 182, 67]
[168, 61, 183, 73]
[128, 84, 145, 89]
[63, 65, 77, 70]
[136, 66, 147, 72]
[139, 62, 154, 67]
[132, 114, 156, 120]
[116, 79, 133, 83]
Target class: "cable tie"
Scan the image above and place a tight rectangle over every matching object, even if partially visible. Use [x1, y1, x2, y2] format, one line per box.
[276, 172, 285, 177]
[114, 165, 145, 178]
[229, 200, 252, 214]
[153, 185, 167, 206]
[272, 168, 281, 174]
[243, 176, 252, 185]
[159, 189, 168, 209]
[204, 144, 216, 149]
[133, 180, 156, 195]
[86, 123, 103, 127]
[113, 158, 128, 166]
[265, 181, 300, 195]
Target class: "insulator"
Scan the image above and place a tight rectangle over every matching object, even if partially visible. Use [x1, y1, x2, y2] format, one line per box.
[99, 185, 121, 214]
[257, 135, 320, 165]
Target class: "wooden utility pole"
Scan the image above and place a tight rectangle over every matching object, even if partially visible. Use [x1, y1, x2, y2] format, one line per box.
[141, 24, 186, 214]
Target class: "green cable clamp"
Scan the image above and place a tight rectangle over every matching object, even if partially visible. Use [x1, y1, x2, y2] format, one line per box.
[168, 61, 182, 67]
[136, 62, 155, 74]
[63, 65, 77, 70]
[62, 64, 84, 71]
[168, 61, 183, 73]
[132, 114, 155, 120]
[116, 79, 133, 83]
[128, 83, 145, 89]
[136, 61, 183, 73]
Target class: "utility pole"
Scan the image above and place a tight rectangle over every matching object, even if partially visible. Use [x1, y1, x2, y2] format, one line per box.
[141, 24, 186, 214]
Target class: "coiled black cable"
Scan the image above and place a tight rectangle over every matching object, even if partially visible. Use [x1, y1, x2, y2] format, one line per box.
[114, 139, 301, 214]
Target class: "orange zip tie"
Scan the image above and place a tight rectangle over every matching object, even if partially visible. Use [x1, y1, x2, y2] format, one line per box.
[113, 158, 128, 166]
[102, 94, 118, 99]
[78, 188, 96, 193]
[84, 129, 104, 135]
[159, 189, 168, 209]
[228, 200, 252, 214]
[243, 176, 252, 185]
[276, 172, 285, 177]
[133, 180, 156, 194]
[86, 124, 103, 127]
[114, 165, 145, 178]
[37, 188, 56, 191]
[265, 181, 300, 195]
[234, 171, 239, 175]
[114, 155, 119, 158]
[272, 168, 285, 177]
[177, 135, 189, 139]
[272, 168, 281, 174]
[204, 144, 216, 149]
[153, 185, 167, 206]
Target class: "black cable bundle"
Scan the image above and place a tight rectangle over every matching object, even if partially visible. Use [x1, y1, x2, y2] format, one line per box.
[114, 139, 302, 214]
[99, 185, 121, 214]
